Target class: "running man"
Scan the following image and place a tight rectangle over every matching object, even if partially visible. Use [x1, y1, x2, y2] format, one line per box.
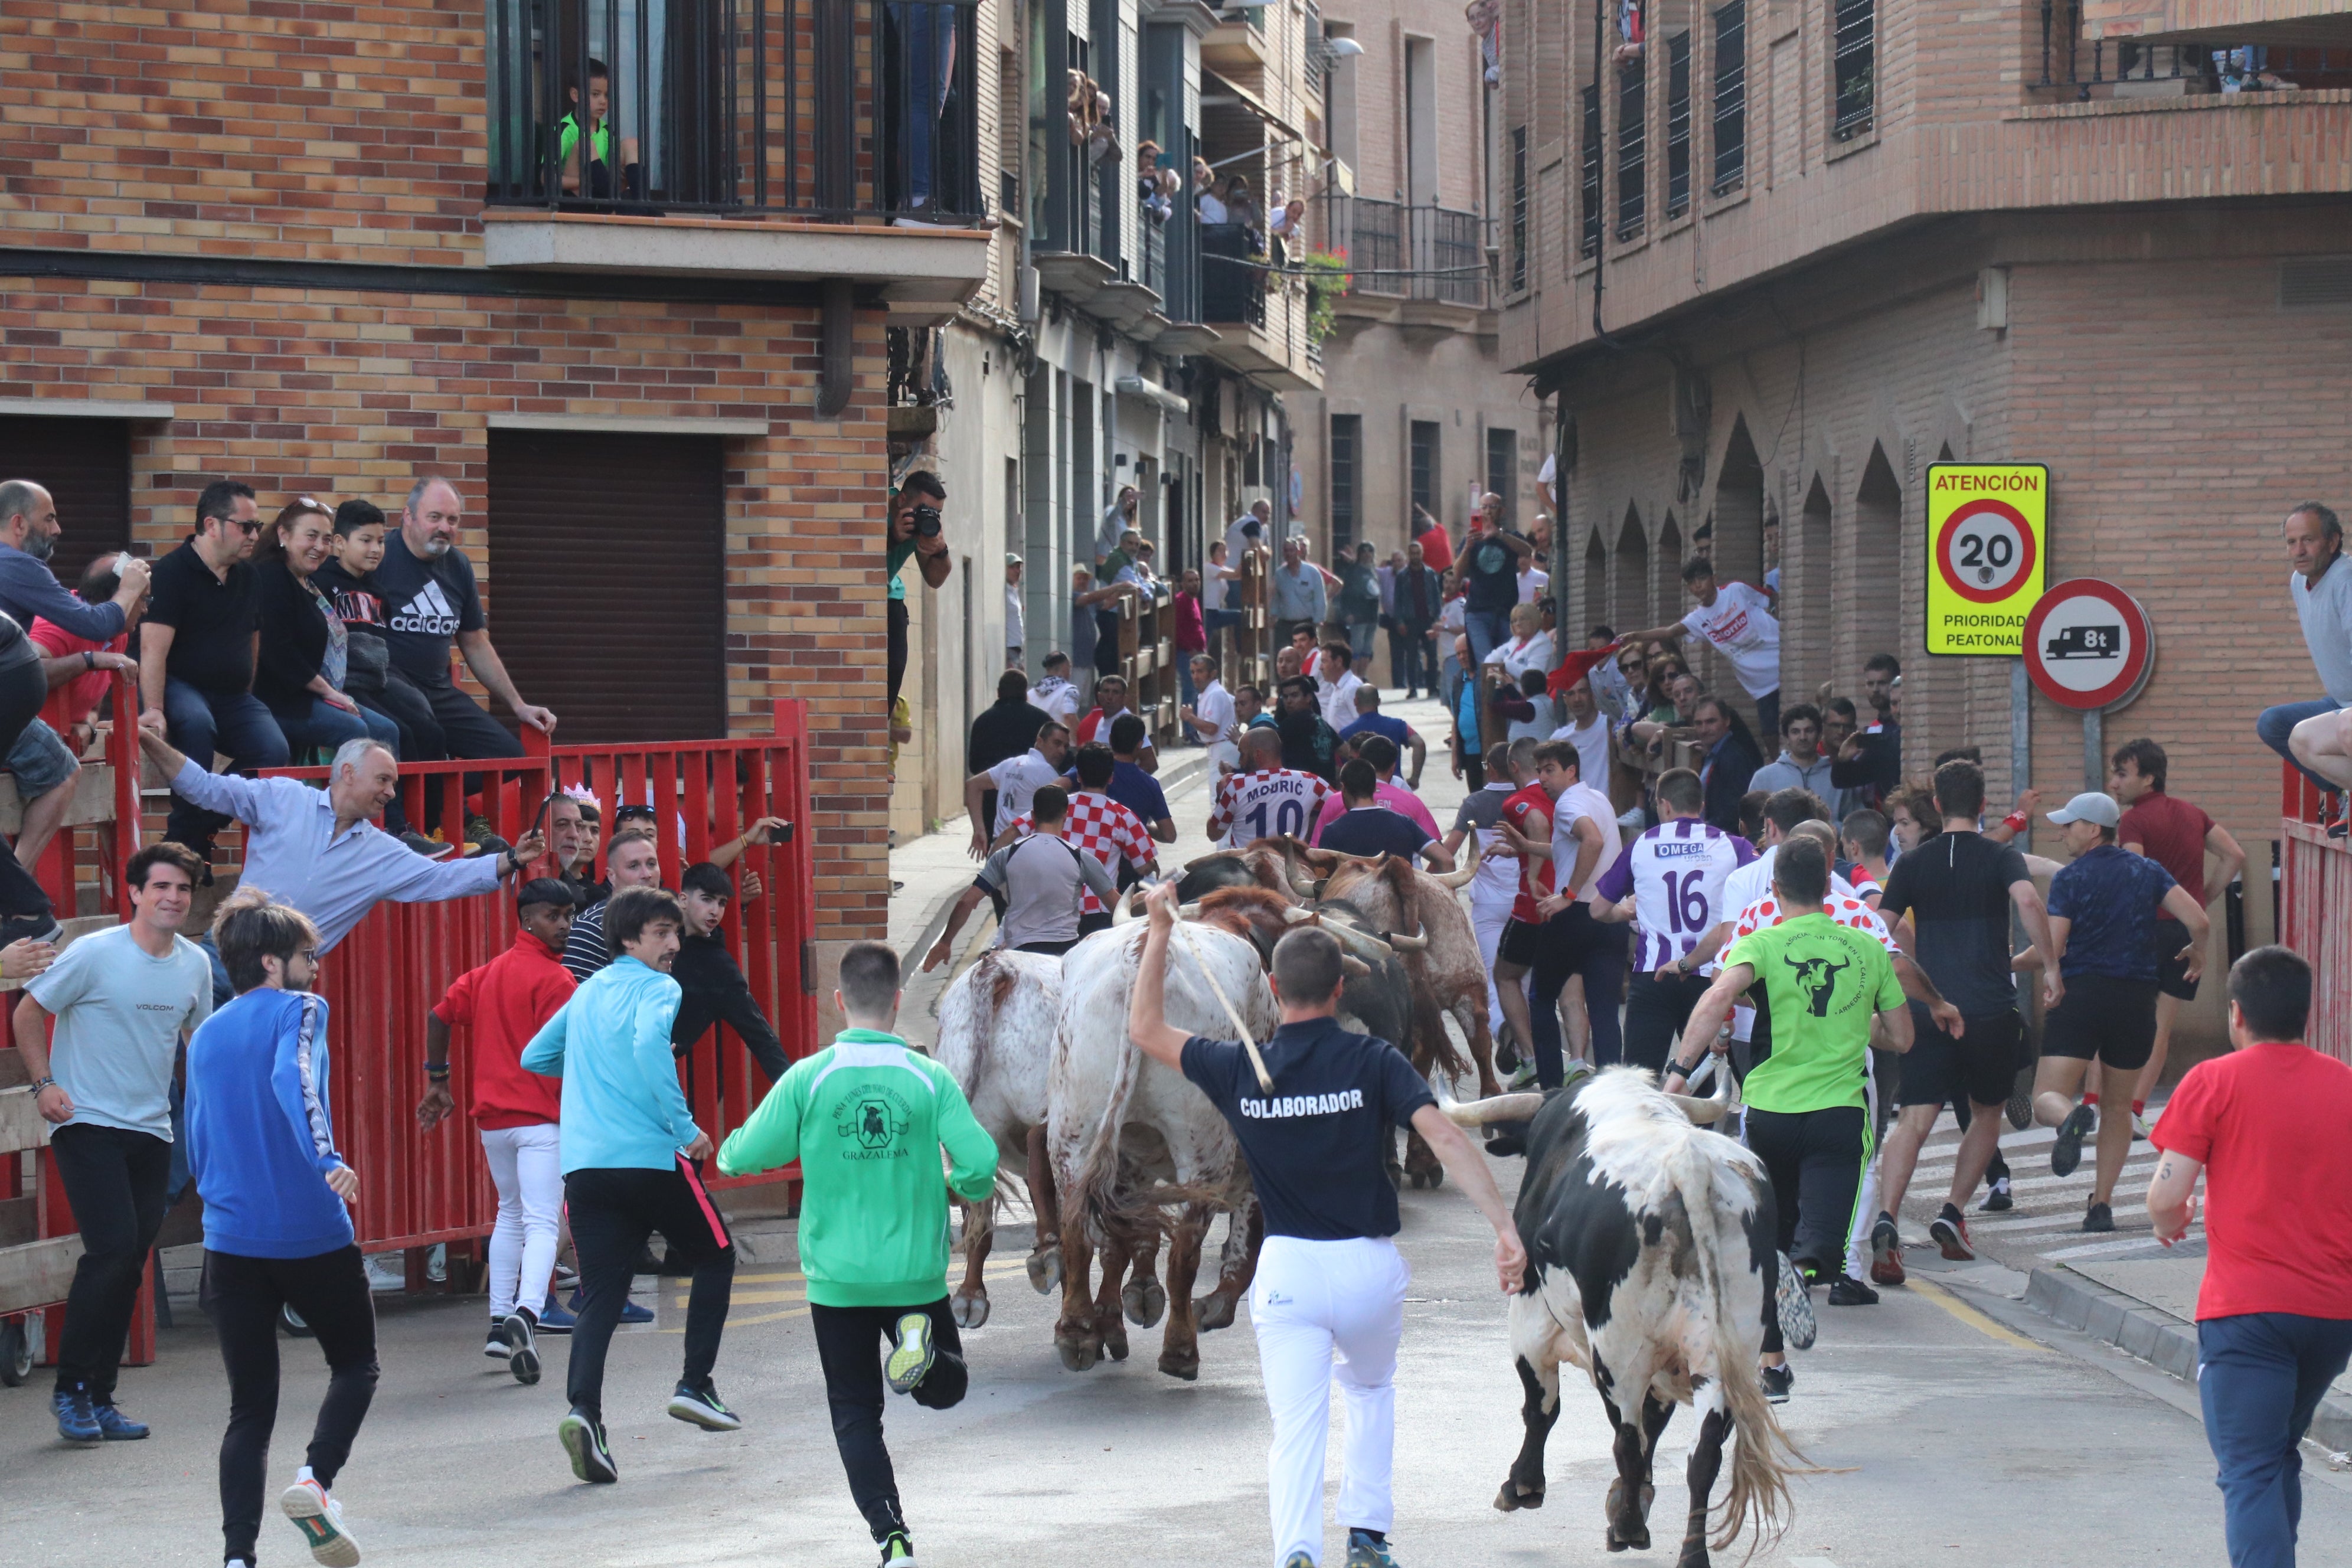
[2036, 791, 2210, 1232]
[923, 786, 1116, 968]
[718, 942, 999, 1568]
[185, 890, 375, 1568]
[1589, 767, 1753, 1075]
[522, 886, 740, 1483]
[1673, 838, 1912, 1403]
[1487, 749, 1569, 1086]
[1870, 760, 2059, 1275]
[1440, 740, 1531, 1059]
[991, 743, 1159, 933]
[1498, 741, 1619, 1079]
[1207, 727, 1331, 848]
[1129, 881, 1525, 1568]
[416, 877, 579, 1386]
[18, 842, 213, 1443]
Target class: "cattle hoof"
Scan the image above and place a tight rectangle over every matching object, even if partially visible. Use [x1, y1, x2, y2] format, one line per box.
[949, 1291, 991, 1331]
[1406, 1170, 1427, 1190]
[1193, 1292, 1237, 1332]
[1055, 1334, 1100, 1373]
[1157, 1349, 1200, 1381]
[1122, 1275, 1168, 1328]
[1026, 1246, 1061, 1295]
[1605, 1524, 1650, 1553]
[1492, 1480, 1543, 1513]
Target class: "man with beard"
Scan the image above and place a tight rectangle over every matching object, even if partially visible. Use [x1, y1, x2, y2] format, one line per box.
[1275, 676, 1340, 784]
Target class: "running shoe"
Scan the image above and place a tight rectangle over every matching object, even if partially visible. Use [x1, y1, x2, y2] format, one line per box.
[1345, 1528, 1401, 1567]
[1827, 1276, 1879, 1307]
[557, 1409, 618, 1484]
[1759, 1364, 1794, 1404]
[887, 1312, 938, 1393]
[52, 1384, 100, 1443]
[1282, 1556, 1317, 1568]
[535, 1295, 577, 1334]
[89, 1399, 149, 1440]
[879, 1531, 918, 1566]
[502, 1309, 540, 1386]
[2132, 1111, 2151, 1142]
[666, 1379, 743, 1432]
[1494, 1029, 1521, 1075]
[2005, 1074, 2034, 1131]
[1774, 1253, 1817, 1352]
[553, 1262, 580, 1291]
[1867, 1213, 1905, 1287]
[483, 1319, 511, 1360]
[1930, 1203, 1975, 1262]
[2049, 1103, 2094, 1178]
[1504, 1057, 1539, 1091]
[2083, 1200, 2115, 1233]
[568, 1287, 655, 1325]
[1979, 1175, 2014, 1213]
[280, 1475, 361, 1567]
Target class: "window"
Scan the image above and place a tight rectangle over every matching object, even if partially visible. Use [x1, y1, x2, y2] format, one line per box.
[1331, 415, 1361, 557]
[1410, 421, 1440, 520]
[1665, 34, 1691, 218]
[1485, 429, 1517, 530]
[1832, 0, 1873, 140]
[1711, 1, 1746, 194]
[1615, 59, 1646, 241]
[1579, 86, 1603, 259]
[1509, 126, 1529, 293]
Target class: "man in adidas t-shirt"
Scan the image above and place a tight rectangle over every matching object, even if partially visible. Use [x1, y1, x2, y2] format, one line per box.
[1207, 730, 1331, 849]
[1590, 766, 1753, 1074]
[374, 478, 556, 762]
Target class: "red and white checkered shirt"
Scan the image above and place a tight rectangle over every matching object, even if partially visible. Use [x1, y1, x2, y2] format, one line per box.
[1207, 767, 1331, 848]
[1007, 791, 1158, 913]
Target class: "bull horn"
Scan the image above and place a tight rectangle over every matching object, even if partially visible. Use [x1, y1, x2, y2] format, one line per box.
[1320, 921, 1396, 962]
[1280, 906, 1315, 925]
[1386, 931, 1431, 951]
[1288, 874, 1320, 898]
[1339, 955, 1371, 979]
[1664, 1093, 1730, 1125]
[1110, 888, 1138, 926]
[1440, 1091, 1549, 1127]
[1431, 841, 1483, 888]
[1177, 901, 1204, 920]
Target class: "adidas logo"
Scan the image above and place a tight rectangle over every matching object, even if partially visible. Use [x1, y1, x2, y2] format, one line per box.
[388, 579, 460, 637]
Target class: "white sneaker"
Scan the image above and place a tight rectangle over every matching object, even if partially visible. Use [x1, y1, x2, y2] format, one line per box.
[363, 1253, 405, 1293]
[2132, 1112, 2151, 1141]
[281, 1475, 361, 1567]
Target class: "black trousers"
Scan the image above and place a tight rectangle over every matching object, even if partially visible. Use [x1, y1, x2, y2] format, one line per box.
[1527, 906, 1627, 1082]
[563, 1158, 735, 1420]
[201, 1245, 379, 1565]
[1623, 970, 1712, 1074]
[811, 1296, 969, 1541]
[49, 1123, 172, 1398]
[1743, 1104, 1868, 1281]
[887, 599, 910, 704]
[0, 655, 55, 923]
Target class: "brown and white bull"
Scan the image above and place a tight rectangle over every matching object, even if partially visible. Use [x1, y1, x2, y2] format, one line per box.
[1442, 1069, 1809, 1566]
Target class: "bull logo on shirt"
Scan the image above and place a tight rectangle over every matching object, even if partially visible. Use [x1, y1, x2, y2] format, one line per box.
[1782, 948, 1855, 1018]
[834, 1088, 913, 1159]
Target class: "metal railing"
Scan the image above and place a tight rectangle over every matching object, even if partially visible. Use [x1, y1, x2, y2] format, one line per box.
[1201, 221, 1268, 326]
[1335, 197, 1489, 307]
[1711, 1, 1746, 194]
[1141, 201, 1167, 298]
[1665, 32, 1693, 218]
[1581, 84, 1604, 256]
[2034, 3, 2352, 95]
[1832, 0, 1874, 139]
[1615, 60, 1647, 241]
[485, 0, 985, 222]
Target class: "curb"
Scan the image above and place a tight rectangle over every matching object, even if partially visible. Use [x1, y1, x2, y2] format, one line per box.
[2026, 1266, 2352, 1452]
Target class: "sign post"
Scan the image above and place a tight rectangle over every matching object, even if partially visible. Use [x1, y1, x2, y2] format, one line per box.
[2023, 577, 2155, 791]
[1925, 463, 2048, 657]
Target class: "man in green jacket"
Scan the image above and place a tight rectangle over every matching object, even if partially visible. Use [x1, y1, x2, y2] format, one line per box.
[718, 940, 998, 1568]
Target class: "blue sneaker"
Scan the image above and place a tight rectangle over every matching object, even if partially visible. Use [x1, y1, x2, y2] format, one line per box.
[53, 1384, 101, 1443]
[90, 1399, 149, 1440]
[570, 1288, 653, 1325]
[535, 1295, 577, 1334]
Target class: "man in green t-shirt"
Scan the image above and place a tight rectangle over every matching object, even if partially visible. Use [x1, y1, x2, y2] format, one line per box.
[718, 941, 997, 1568]
[1676, 838, 1911, 1403]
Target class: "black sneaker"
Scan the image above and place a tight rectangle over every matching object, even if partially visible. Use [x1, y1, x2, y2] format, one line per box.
[1868, 1212, 1905, 1287]
[878, 1531, 917, 1566]
[558, 1409, 618, 1484]
[2050, 1103, 2095, 1177]
[2083, 1200, 2115, 1233]
[666, 1380, 743, 1432]
[0, 915, 63, 951]
[1774, 1253, 1817, 1351]
[1930, 1203, 1975, 1262]
[886, 1312, 937, 1393]
[502, 1308, 540, 1386]
[1980, 1175, 2014, 1213]
[1827, 1275, 1879, 1306]
[1759, 1363, 1794, 1404]
[2005, 1074, 2034, 1131]
[483, 1319, 511, 1361]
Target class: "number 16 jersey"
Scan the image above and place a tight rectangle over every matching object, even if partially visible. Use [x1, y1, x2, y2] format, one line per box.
[1207, 767, 1332, 849]
[1593, 816, 1755, 974]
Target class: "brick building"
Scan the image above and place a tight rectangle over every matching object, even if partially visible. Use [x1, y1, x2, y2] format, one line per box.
[0, 0, 992, 969]
[1500, 0, 2352, 1046]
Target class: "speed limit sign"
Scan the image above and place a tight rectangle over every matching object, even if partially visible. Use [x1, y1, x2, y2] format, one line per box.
[1925, 463, 2047, 655]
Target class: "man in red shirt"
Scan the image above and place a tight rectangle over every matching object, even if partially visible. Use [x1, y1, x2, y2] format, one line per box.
[416, 878, 580, 1384]
[2112, 738, 2247, 1132]
[2148, 945, 2352, 1568]
[1487, 770, 1564, 1087]
[1412, 504, 1453, 576]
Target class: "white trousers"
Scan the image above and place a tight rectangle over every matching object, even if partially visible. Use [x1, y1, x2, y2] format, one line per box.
[1250, 1235, 1409, 1566]
[1844, 1057, 1884, 1279]
[479, 1122, 563, 1318]
[1471, 897, 1516, 1033]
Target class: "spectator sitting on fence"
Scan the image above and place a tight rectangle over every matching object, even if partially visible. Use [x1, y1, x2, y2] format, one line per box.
[669, 861, 790, 1087]
[1074, 673, 1157, 773]
[254, 496, 405, 776]
[1097, 486, 1140, 566]
[1026, 651, 1082, 729]
[1309, 733, 1442, 849]
[1090, 713, 1176, 844]
[1338, 685, 1426, 788]
[2265, 503, 2352, 824]
[28, 552, 141, 758]
[1482, 601, 1554, 683]
[1070, 564, 1137, 683]
[1201, 541, 1243, 661]
[563, 824, 662, 982]
[559, 58, 643, 202]
[313, 500, 439, 792]
[1315, 642, 1364, 733]
[1223, 500, 1270, 565]
[134, 726, 545, 953]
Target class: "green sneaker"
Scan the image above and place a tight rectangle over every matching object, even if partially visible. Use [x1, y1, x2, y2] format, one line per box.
[1282, 1556, 1315, 1568]
[1345, 1530, 1400, 1567]
[878, 1530, 917, 1566]
[884, 1312, 936, 1394]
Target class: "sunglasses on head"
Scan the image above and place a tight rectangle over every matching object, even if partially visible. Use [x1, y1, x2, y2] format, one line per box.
[614, 805, 659, 824]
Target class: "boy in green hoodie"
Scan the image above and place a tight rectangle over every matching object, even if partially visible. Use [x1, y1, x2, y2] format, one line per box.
[718, 941, 997, 1568]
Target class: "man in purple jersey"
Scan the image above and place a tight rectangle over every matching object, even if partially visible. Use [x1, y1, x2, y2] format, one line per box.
[1589, 767, 1755, 1074]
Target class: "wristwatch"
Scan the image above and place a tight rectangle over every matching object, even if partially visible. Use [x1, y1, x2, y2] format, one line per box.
[29, 1076, 55, 1094]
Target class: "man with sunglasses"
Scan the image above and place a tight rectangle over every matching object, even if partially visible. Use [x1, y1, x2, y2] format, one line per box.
[137, 480, 290, 870]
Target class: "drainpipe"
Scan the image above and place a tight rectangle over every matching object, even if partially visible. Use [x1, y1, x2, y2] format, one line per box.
[818, 278, 854, 418]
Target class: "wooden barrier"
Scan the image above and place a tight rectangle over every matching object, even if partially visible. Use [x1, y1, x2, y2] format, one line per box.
[1107, 584, 1177, 746]
[2278, 762, 2350, 1067]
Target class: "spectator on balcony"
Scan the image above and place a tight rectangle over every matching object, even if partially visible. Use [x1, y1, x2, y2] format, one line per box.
[1096, 486, 1139, 566]
[1269, 536, 1327, 646]
[1335, 542, 1382, 671]
[1194, 159, 1227, 224]
[28, 552, 141, 760]
[897, 2, 963, 210]
[1223, 175, 1263, 239]
[1201, 540, 1243, 661]
[1616, 555, 1784, 742]
[1004, 554, 1024, 669]
[1137, 141, 1172, 223]
[254, 498, 404, 774]
[138, 479, 288, 868]
[884, 472, 953, 711]
[1172, 569, 1206, 722]
[312, 499, 438, 775]
[559, 58, 643, 202]
[2263, 503, 2352, 805]
[1026, 651, 1082, 729]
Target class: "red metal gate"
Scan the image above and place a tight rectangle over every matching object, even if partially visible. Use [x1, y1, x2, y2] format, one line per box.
[2276, 763, 2350, 1067]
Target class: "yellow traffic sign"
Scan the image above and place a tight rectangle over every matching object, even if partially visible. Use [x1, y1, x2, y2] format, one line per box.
[1925, 463, 2047, 656]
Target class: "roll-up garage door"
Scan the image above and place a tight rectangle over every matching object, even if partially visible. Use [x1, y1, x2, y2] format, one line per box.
[0, 417, 132, 589]
[486, 428, 727, 744]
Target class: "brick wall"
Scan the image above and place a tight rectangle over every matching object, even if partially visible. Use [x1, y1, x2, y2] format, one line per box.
[0, 272, 894, 941]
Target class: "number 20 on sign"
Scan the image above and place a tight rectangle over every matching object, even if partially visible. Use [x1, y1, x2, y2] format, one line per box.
[1925, 463, 2048, 656]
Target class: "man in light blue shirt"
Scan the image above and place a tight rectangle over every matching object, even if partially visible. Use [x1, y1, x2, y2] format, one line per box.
[134, 727, 544, 952]
[1269, 534, 1327, 642]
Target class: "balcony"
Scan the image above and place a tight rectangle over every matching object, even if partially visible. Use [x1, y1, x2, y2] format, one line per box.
[480, 0, 992, 300]
[2039, 0, 2352, 90]
[1327, 197, 1492, 331]
[1198, 223, 1319, 387]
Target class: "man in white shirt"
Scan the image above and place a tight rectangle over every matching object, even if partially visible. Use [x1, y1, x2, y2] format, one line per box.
[1026, 652, 1082, 727]
[1315, 643, 1364, 733]
[1498, 740, 1619, 1083]
[1181, 655, 1239, 772]
[1223, 502, 1269, 567]
[961, 723, 1070, 858]
[1206, 729, 1330, 849]
[1004, 554, 1025, 668]
[1517, 560, 1550, 605]
[1442, 741, 1533, 1041]
[1547, 674, 1611, 799]
[1621, 554, 1784, 740]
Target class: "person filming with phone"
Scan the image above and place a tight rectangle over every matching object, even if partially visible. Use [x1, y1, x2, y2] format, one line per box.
[887, 473, 953, 715]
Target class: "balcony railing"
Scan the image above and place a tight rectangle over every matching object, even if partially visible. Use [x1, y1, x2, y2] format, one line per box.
[1338, 198, 1490, 309]
[485, 0, 985, 223]
[1201, 221, 1267, 327]
[1141, 202, 1168, 299]
[2035, 2, 2352, 94]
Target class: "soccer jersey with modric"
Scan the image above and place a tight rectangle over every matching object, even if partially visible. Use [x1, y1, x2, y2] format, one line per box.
[1208, 767, 1331, 848]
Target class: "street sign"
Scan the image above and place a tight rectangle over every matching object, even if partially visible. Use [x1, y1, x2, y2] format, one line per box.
[2023, 577, 2154, 711]
[1925, 463, 2047, 655]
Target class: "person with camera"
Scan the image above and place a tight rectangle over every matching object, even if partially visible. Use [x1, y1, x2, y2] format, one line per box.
[886, 473, 952, 711]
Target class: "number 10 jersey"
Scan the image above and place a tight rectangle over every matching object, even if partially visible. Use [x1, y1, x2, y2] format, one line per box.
[1207, 767, 1332, 849]
[1593, 816, 1756, 974]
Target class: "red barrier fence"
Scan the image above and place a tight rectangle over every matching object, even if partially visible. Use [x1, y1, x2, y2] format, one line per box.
[2278, 760, 2351, 1068]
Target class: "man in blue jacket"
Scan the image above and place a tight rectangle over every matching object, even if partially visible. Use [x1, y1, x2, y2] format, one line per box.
[523, 885, 739, 1484]
[185, 888, 373, 1568]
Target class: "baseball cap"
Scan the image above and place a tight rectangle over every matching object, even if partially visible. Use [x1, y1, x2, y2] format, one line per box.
[1005, 552, 1023, 565]
[2046, 792, 2121, 828]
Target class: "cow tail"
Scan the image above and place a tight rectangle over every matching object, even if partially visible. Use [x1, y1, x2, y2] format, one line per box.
[1071, 1005, 1145, 1249]
[1681, 1154, 1811, 1558]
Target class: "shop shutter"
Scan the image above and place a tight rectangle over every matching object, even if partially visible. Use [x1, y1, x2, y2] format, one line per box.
[0, 416, 132, 590]
[486, 429, 727, 744]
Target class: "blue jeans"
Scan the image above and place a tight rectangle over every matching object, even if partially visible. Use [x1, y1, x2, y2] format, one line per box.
[1465, 606, 1513, 667]
[162, 680, 289, 855]
[2257, 698, 2342, 792]
[1348, 620, 1378, 669]
[266, 694, 401, 762]
[2199, 1312, 2352, 1567]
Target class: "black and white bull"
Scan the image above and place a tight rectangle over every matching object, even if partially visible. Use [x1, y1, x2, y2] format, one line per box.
[1442, 1069, 1809, 1566]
